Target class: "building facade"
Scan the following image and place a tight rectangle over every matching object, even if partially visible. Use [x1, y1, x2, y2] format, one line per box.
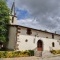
[7, 2, 60, 56]
[7, 18, 60, 51]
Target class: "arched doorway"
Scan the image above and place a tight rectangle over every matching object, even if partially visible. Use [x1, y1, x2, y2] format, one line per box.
[37, 40, 43, 51]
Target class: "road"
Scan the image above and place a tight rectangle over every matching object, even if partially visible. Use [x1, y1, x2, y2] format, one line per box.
[0, 56, 60, 60]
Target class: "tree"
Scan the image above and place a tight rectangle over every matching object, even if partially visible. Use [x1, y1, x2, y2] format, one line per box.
[0, 0, 10, 43]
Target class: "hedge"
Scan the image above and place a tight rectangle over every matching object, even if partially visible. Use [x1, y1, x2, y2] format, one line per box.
[0, 50, 34, 58]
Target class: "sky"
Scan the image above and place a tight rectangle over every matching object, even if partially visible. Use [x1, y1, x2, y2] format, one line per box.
[7, 0, 60, 34]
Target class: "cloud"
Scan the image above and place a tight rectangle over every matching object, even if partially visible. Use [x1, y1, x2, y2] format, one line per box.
[17, 19, 48, 31]
[7, 0, 60, 34]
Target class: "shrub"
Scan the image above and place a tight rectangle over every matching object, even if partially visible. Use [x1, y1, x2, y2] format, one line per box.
[13, 51, 21, 57]
[50, 50, 56, 54]
[0, 50, 34, 58]
[50, 50, 60, 54]
[0, 51, 5, 58]
[28, 50, 34, 56]
[5, 51, 13, 58]
[19, 50, 30, 57]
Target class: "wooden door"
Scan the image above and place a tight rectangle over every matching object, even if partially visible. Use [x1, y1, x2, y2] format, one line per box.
[37, 40, 43, 51]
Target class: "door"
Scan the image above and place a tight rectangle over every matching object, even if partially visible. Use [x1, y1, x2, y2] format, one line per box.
[37, 40, 43, 51]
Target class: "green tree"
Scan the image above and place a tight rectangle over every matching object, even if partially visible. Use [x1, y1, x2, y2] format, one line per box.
[0, 0, 10, 42]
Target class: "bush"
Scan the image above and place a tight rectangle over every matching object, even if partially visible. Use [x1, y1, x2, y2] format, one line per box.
[0, 50, 34, 58]
[28, 50, 34, 56]
[50, 50, 60, 54]
[13, 51, 21, 57]
[13, 51, 29, 57]
[0, 51, 5, 58]
[5, 51, 13, 58]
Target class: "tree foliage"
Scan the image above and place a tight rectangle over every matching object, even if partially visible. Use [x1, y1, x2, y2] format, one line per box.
[0, 0, 10, 42]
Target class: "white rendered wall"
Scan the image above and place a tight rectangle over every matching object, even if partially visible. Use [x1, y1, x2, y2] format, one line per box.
[18, 27, 60, 40]
[9, 16, 17, 25]
[7, 26, 17, 50]
[8, 26, 60, 51]
[16, 27, 60, 51]
[41, 38, 60, 51]
[16, 34, 60, 51]
[17, 35, 36, 51]
[32, 30, 52, 39]
[54, 35, 60, 40]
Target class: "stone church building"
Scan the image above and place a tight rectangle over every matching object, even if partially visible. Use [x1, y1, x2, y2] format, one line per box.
[7, 2, 60, 56]
[7, 16, 60, 52]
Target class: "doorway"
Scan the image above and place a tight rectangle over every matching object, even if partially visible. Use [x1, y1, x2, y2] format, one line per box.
[37, 40, 43, 51]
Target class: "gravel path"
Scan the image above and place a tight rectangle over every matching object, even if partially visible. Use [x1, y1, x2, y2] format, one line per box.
[0, 56, 60, 60]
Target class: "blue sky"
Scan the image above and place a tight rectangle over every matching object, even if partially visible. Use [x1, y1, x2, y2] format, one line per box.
[7, 0, 30, 20]
[7, 0, 60, 34]
[15, 8, 30, 20]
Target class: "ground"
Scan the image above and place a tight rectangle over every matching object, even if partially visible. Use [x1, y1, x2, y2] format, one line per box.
[0, 56, 60, 60]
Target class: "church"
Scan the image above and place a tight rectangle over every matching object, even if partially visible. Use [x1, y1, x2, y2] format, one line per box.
[7, 2, 60, 56]
[7, 14, 60, 50]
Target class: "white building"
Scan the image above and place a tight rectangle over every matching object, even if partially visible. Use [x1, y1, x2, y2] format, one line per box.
[7, 15, 60, 53]
[7, 2, 60, 56]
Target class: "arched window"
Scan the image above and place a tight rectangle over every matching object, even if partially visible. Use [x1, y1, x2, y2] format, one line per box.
[52, 42, 55, 47]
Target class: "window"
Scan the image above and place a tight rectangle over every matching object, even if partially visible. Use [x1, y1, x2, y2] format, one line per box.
[46, 37, 48, 38]
[52, 42, 55, 47]
[25, 39, 28, 42]
[12, 16, 14, 23]
[33, 38, 35, 43]
[52, 33, 54, 39]
[27, 28, 32, 35]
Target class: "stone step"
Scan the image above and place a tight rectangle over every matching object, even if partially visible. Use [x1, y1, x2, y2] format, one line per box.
[34, 51, 42, 57]
[34, 51, 54, 57]
[42, 51, 54, 57]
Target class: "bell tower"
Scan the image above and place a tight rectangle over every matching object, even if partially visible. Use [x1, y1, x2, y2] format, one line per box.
[10, 1, 17, 25]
